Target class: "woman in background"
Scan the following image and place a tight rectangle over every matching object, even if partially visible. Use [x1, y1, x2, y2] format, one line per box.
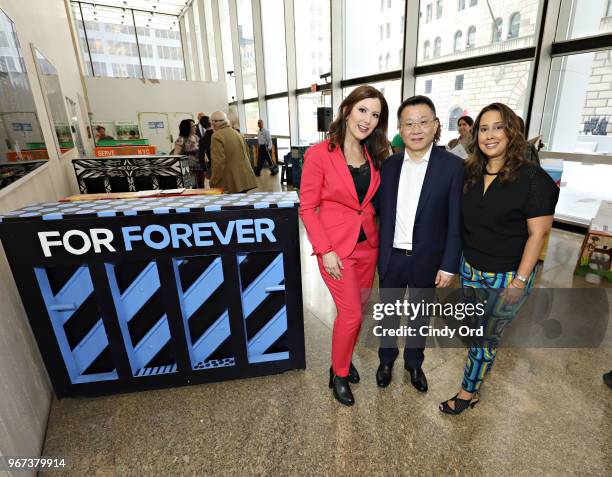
[447, 115, 473, 158]
[439, 103, 558, 415]
[299, 85, 389, 406]
[173, 119, 203, 188]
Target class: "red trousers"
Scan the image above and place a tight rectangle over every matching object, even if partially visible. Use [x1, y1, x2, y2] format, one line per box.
[317, 240, 377, 377]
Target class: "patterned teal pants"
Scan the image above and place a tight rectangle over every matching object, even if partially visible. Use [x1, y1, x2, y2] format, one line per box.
[459, 256, 535, 393]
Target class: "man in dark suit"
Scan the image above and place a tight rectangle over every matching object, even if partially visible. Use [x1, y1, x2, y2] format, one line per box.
[376, 95, 464, 392]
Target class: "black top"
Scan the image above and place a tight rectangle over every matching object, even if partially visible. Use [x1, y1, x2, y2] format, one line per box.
[462, 163, 559, 273]
[348, 161, 371, 242]
[198, 129, 214, 168]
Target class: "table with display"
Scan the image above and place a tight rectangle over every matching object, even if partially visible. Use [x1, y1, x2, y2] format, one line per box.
[73, 155, 194, 194]
[0, 191, 305, 397]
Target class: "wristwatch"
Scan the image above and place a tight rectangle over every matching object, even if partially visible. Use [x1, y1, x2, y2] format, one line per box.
[515, 274, 528, 284]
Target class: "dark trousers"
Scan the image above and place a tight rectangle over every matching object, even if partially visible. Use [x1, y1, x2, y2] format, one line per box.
[255, 145, 274, 175]
[378, 248, 435, 369]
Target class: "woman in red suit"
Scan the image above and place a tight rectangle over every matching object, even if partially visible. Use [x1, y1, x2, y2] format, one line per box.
[300, 85, 389, 406]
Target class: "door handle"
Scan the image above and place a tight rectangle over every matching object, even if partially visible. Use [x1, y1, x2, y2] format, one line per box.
[48, 303, 77, 311]
[265, 285, 285, 293]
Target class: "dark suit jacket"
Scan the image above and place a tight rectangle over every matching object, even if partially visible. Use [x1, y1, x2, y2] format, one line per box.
[378, 146, 465, 285]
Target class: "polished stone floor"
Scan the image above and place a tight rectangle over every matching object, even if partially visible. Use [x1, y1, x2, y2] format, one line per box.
[41, 171, 612, 476]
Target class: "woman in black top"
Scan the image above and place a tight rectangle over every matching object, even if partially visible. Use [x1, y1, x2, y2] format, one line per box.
[439, 103, 559, 415]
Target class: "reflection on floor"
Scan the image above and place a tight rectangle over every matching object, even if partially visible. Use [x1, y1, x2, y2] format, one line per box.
[41, 171, 612, 476]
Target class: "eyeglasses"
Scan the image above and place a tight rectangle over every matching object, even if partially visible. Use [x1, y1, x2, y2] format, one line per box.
[399, 118, 437, 130]
[211, 119, 224, 123]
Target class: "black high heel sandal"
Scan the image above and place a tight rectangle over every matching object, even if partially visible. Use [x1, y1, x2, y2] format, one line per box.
[348, 362, 360, 384]
[329, 367, 355, 406]
[439, 393, 479, 415]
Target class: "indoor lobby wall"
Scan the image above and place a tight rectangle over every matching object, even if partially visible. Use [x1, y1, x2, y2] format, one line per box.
[0, 0, 90, 471]
[84, 77, 228, 124]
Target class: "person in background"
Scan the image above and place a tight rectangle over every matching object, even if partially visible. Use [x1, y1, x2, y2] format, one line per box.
[517, 116, 541, 165]
[209, 111, 258, 193]
[439, 103, 559, 415]
[447, 115, 474, 156]
[128, 130, 138, 139]
[173, 119, 203, 188]
[196, 112, 206, 138]
[300, 85, 388, 406]
[390, 132, 404, 154]
[198, 115, 214, 178]
[95, 126, 114, 143]
[254, 119, 278, 177]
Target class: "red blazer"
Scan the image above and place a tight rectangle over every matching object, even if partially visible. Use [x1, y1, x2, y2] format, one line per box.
[299, 140, 381, 259]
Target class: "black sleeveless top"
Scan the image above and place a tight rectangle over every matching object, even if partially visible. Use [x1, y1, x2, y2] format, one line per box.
[347, 161, 371, 242]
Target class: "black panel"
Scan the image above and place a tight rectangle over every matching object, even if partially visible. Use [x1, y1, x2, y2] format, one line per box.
[245, 291, 285, 341]
[83, 177, 106, 194]
[146, 340, 176, 368]
[108, 176, 130, 192]
[82, 346, 115, 375]
[46, 265, 80, 296]
[127, 291, 165, 345]
[63, 293, 101, 349]
[134, 175, 154, 191]
[157, 175, 179, 189]
[114, 261, 150, 294]
[178, 255, 218, 291]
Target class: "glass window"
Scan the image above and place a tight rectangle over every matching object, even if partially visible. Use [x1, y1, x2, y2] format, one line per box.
[134, 11, 185, 80]
[75, 2, 142, 78]
[237, 0, 258, 99]
[423, 40, 430, 59]
[0, 8, 50, 170]
[508, 12, 520, 39]
[448, 106, 463, 131]
[415, 61, 532, 144]
[203, 0, 218, 81]
[297, 92, 331, 144]
[454, 74, 464, 90]
[267, 97, 290, 136]
[436, 0, 443, 19]
[454, 31, 463, 52]
[295, 0, 330, 88]
[219, 0, 236, 101]
[458, 0, 466, 10]
[261, 0, 287, 94]
[467, 26, 476, 48]
[470, 0, 477, 5]
[183, 9, 196, 79]
[192, 0, 206, 80]
[433, 37, 441, 57]
[343, 79, 402, 140]
[558, 0, 612, 40]
[426, 4, 432, 23]
[244, 102, 260, 134]
[417, 0, 541, 65]
[542, 50, 612, 155]
[425, 79, 432, 94]
[492, 17, 503, 42]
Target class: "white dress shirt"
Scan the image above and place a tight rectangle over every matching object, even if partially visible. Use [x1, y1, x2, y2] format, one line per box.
[393, 144, 453, 276]
[393, 145, 432, 250]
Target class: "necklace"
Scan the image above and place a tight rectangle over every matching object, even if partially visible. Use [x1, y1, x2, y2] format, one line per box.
[484, 169, 500, 176]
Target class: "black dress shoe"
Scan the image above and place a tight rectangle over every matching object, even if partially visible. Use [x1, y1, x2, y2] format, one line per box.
[329, 368, 355, 406]
[405, 365, 428, 392]
[604, 370, 612, 390]
[376, 363, 393, 388]
[348, 362, 360, 384]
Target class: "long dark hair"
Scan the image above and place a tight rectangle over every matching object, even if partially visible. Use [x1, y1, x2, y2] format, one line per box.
[179, 119, 194, 138]
[327, 85, 389, 169]
[465, 103, 529, 191]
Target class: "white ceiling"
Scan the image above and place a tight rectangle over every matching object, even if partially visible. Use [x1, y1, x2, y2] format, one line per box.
[77, 1, 190, 16]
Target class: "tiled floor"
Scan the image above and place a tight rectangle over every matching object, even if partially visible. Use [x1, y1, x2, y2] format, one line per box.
[40, 171, 612, 476]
